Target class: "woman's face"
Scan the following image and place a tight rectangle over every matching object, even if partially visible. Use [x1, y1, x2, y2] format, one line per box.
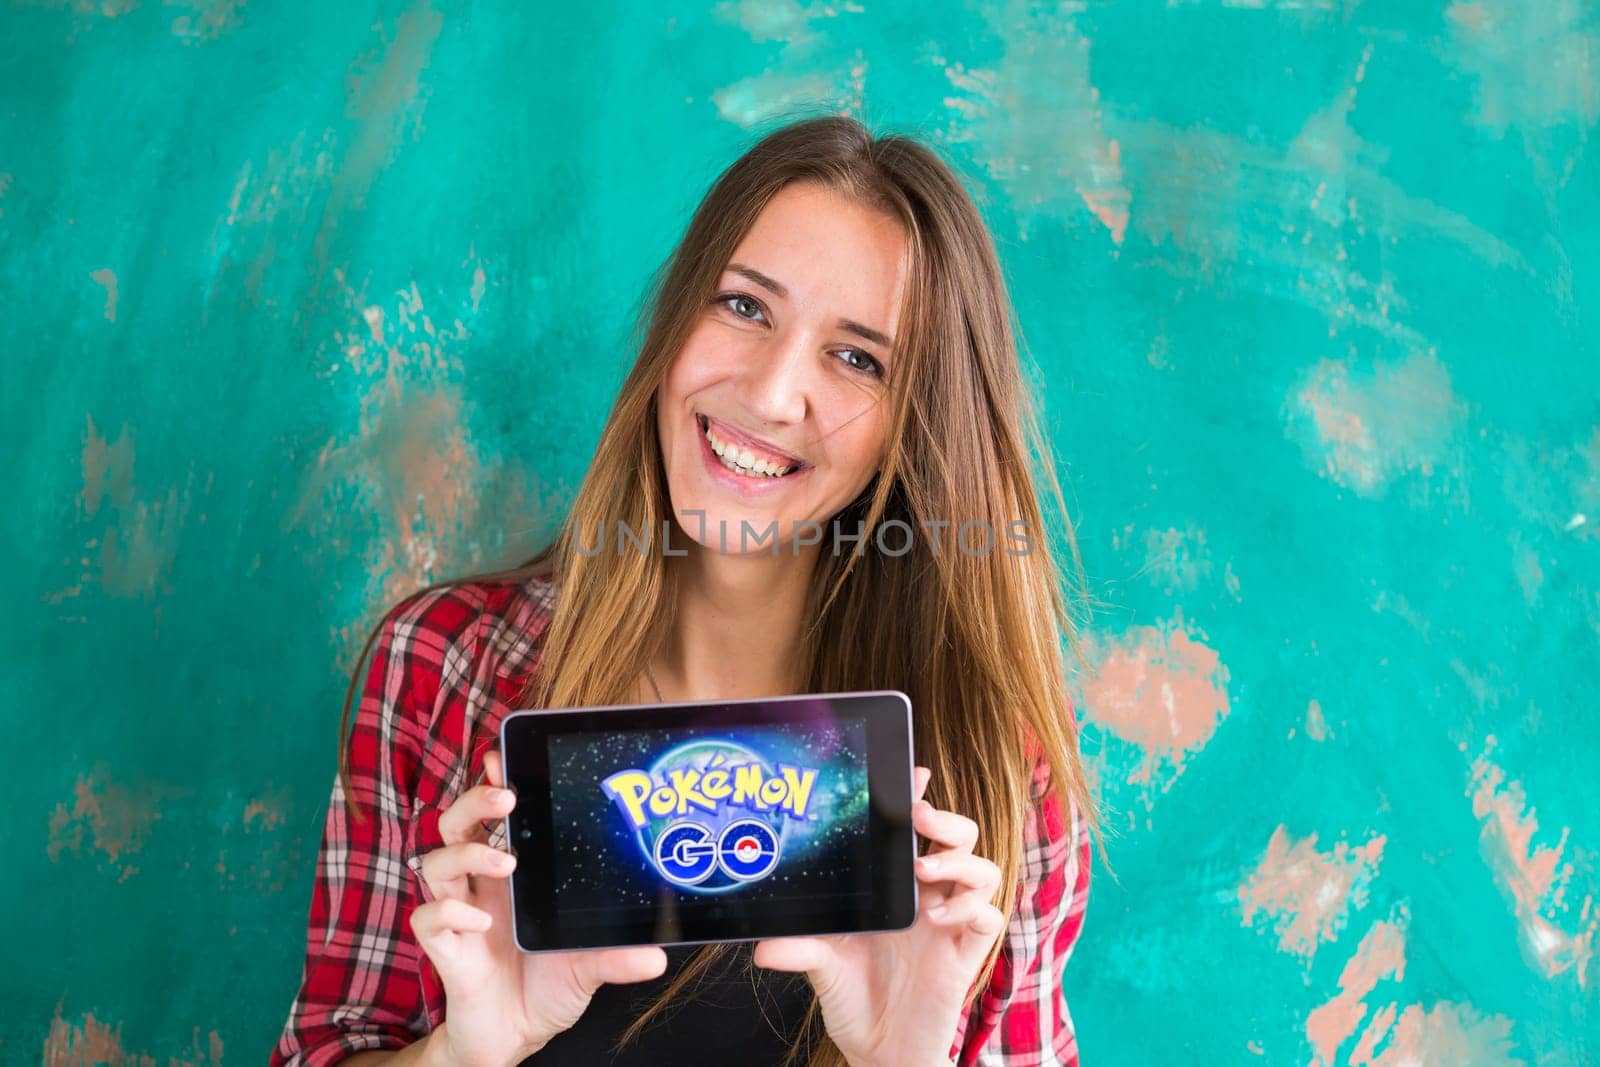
[657, 180, 909, 556]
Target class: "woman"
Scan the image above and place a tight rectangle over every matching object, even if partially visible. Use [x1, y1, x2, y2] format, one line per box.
[271, 115, 1103, 1067]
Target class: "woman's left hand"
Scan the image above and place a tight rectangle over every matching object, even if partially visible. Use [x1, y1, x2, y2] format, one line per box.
[753, 766, 1005, 1067]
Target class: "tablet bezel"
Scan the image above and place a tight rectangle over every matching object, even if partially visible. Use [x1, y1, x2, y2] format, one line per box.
[498, 690, 918, 953]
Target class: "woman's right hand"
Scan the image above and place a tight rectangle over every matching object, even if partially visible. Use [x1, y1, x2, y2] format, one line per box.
[408, 747, 668, 1067]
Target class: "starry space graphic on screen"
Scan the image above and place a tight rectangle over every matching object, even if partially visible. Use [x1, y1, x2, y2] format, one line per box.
[547, 721, 870, 905]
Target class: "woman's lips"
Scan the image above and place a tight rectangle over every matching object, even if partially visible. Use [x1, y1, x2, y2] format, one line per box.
[695, 414, 810, 494]
[697, 413, 807, 470]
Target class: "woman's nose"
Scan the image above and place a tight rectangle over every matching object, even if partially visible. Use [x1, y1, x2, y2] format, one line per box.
[740, 329, 811, 425]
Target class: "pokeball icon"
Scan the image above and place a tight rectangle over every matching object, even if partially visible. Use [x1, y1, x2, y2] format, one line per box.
[717, 819, 781, 881]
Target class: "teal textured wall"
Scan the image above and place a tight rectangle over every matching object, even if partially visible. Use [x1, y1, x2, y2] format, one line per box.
[4, 1, 1597, 1063]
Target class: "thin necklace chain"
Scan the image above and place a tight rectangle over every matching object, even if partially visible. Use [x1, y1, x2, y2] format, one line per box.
[645, 662, 665, 703]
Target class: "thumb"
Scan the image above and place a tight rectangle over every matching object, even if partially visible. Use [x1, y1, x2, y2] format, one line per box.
[570, 946, 668, 994]
[752, 936, 838, 979]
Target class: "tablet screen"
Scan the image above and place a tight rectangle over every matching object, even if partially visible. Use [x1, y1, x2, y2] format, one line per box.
[500, 692, 916, 951]
[550, 717, 872, 915]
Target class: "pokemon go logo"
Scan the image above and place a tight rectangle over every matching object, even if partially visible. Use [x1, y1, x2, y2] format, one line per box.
[601, 739, 819, 892]
[650, 818, 780, 886]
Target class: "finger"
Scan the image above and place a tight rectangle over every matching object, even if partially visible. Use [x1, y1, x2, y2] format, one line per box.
[752, 936, 837, 977]
[420, 841, 516, 901]
[915, 851, 1001, 895]
[439, 783, 517, 844]
[410, 897, 493, 971]
[925, 895, 1007, 938]
[913, 802, 979, 854]
[569, 946, 668, 992]
[912, 766, 932, 804]
[412, 895, 494, 937]
[484, 747, 506, 789]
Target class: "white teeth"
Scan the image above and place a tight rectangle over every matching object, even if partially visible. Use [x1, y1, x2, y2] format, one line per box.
[717, 446, 786, 478]
[702, 420, 796, 478]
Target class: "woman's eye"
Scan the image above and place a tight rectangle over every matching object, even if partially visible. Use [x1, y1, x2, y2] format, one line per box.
[718, 293, 766, 322]
[837, 348, 884, 378]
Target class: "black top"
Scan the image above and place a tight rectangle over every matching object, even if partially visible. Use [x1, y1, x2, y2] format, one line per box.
[521, 944, 819, 1065]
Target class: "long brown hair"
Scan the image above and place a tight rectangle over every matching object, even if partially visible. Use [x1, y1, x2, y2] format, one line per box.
[335, 112, 1110, 1066]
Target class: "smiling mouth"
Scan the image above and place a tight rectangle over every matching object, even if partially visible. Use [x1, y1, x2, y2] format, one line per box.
[697, 414, 807, 479]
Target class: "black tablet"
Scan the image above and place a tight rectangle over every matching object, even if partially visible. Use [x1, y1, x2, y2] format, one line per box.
[498, 690, 917, 952]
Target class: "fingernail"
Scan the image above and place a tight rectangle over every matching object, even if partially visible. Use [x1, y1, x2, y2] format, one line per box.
[928, 904, 947, 919]
[917, 856, 939, 875]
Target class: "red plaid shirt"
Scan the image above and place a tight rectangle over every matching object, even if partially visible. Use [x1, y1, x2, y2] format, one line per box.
[270, 575, 1091, 1066]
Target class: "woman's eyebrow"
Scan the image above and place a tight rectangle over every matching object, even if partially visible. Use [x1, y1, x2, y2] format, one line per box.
[726, 262, 896, 352]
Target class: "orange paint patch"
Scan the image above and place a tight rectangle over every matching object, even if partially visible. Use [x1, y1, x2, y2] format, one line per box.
[1347, 1002, 1398, 1063]
[287, 268, 547, 670]
[1288, 350, 1466, 499]
[46, 765, 184, 880]
[934, 15, 1128, 247]
[96, 480, 192, 599]
[1350, 1001, 1522, 1066]
[346, 0, 444, 123]
[1082, 615, 1232, 800]
[1295, 854, 1527, 1064]
[80, 414, 135, 518]
[1306, 698, 1331, 741]
[41, 1008, 139, 1067]
[30, 0, 138, 22]
[43, 1000, 223, 1066]
[1468, 738, 1599, 987]
[298, 382, 479, 608]
[168, 0, 246, 42]
[243, 783, 292, 832]
[1239, 825, 1386, 961]
[1304, 909, 1409, 1065]
[90, 268, 117, 321]
[1078, 137, 1131, 245]
[67, 415, 192, 599]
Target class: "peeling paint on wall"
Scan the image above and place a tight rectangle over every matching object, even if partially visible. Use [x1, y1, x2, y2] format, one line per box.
[1239, 825, 1386, 963]
[1288, 350, 1467, 500]
[43, 1001, 224, 1067]
[1081, 614, 1232, 806]
[54, 415, 194, 602]
[45, 765, 185, 882]
[1467, 738, 1598, 988]
[1302, 909, 1525, 1067]
[89, 267, 117, 321]
[1305, 911, 1411, 1064]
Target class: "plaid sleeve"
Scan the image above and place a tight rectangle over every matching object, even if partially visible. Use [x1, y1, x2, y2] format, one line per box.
[269, 588, 481, 1067]
[951, 753, 1093, 1066]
